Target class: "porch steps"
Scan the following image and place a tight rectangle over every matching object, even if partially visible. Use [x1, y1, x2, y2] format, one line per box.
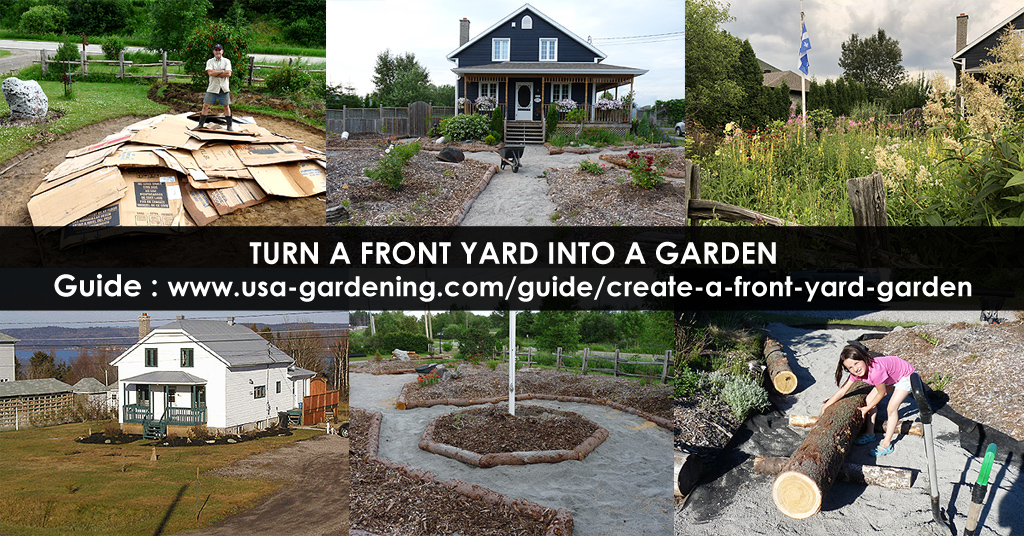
[505, 121, 544, 145]
[143, 420, 167, 440]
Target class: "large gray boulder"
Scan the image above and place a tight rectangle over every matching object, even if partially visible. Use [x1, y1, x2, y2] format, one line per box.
[437, 147, 465, 163]
[2, 78, 48, 120]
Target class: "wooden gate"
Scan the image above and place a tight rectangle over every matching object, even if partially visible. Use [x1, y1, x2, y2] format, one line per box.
[409, 101, 430, 137]
[302, 377, 339, 425]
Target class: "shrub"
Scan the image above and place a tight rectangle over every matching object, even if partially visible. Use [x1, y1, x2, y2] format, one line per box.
[283, 16, 326, 48]
[545, 105, 559, 141]
[365, 141, 420, 190]
[102, 421, 123, 438]
[439, 113, 489, 141]
[484, 134, 497, 145]
[486, 359, 500, 370]
[490, 106, 504, 134]
[440, 341, 453, 353]
[806, 108, 835, 133]
[61, 0, 130, 35]
[19, 5, 69, 35]
[721, 375, 770, 421]
[579, 159, 605, 174]
[626, 150, 663, 189]
[673, 367, 701, 398]
[547, 131, 572, 147]
[182, 21, 250, 91]
[579, 127, 621, 147]
[567, 107, 587, 124]
[101, 36, 125, 61]
[188, 424, 211, 440]
[374, 330, 430, 353]
[54, 37, 81, 64]
[264, 62, 313, 95]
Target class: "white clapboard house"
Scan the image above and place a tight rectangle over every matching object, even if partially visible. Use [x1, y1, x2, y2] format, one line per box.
[111, 315, 315, 438]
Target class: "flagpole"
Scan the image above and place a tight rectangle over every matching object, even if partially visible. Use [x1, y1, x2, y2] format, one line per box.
[800, 0, 807, 144]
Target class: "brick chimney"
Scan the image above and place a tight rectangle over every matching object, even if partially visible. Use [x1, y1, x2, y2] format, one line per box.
[460, 18, 471, 46]
[138, 313, 150, 340]
[956, 13, 968, 53]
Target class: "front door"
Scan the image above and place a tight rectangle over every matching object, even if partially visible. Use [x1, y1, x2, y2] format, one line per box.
[515, 82, 533, 121]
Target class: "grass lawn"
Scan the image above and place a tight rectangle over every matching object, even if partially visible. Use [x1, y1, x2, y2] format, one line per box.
[0, 78, 168, 163]
[0, 420, 319, 536]
[0, 49, 11, 58]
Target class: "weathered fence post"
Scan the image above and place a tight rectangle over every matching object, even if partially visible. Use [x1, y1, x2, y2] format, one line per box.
[685, 160, 701, 226]
[118, 50, 125, 79]
[40, 50, 47, 75]
[661, 350, 671, 383]
[247, 56, 255, 86]
[556, 347, 562, 370]
[161, 51, 168, 83]
[846, 171, 890, 265]
[613, 348, 620, 376]
[582, 348, 589, 374]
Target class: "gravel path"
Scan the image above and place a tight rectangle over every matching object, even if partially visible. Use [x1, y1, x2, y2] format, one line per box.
[676, 323, 1023, 536]
[351, 372, 673, 536]
[459, 145, 640, 226]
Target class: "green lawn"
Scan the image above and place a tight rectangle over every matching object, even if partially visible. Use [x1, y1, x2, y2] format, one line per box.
[0, 421, 320, 536]
[0, 49, 11, 58]
[0, 78, 168, 163]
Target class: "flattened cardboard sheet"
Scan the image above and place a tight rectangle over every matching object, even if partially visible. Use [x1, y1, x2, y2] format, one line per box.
[28, 166, 127, 229]
[131, 115, 196, 149]
[163, 150, 239, 188]
[43, 144, 120, 186]
[103, 149, 165, 168]
[68, 169, 191, 228]
[179, 181, 220, 226]
[232, 143, 314, 166]
[206, 179, 268, 215]
[248, 161, 326, 197]
[65, 131, 133, 158]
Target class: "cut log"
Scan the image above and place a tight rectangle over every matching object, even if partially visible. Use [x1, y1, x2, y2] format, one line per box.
[772, 381, 871, 519]
[789, 414, 923, 437]
[764, 338, 797, 395]
[754, 456, 914, 489]
[674, 452, 703, 497]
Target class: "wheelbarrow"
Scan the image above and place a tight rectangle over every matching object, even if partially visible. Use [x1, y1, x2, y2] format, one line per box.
[498, 145, 525, 173]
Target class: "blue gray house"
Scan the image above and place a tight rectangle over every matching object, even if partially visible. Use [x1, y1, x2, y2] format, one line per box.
[446, 4, 647, 143]
[952, 8, 1024, 104]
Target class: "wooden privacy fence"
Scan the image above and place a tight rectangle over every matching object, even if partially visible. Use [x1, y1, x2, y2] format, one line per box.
[327, 103, 457, 136]
[496, 346, 674, 383]
[302, 377, 340, 425]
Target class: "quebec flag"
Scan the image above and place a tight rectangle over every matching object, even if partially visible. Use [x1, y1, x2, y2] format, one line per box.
[798, 21, 811, 75]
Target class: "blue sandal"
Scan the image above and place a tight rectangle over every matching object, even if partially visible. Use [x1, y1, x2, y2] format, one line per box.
[855, 434, 877, 445]
[871, 444, 894, 457]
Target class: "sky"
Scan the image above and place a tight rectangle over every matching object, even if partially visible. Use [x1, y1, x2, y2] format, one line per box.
[327, 0, 684, 106]
[0, 311, 348, 330]
[721, 0, 1022, 84]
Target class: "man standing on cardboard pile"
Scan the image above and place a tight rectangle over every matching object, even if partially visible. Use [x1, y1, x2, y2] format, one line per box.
[196, 44, 233, 131]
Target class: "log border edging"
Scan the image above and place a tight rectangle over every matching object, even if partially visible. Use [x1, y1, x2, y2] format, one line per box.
[396, 386, 672, 430]
[418, 410, 609, 467]
[447, 164, 499, 226]
[353, 407, 575, 536]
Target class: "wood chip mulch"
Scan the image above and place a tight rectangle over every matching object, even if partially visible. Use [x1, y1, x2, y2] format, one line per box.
[673, 394, 742, 457]
[352, 358, 465, 374]
[350, 408, 550, 536]
[548, 150, 690, 226]
[408, 366, 672, 419]
[866, 320, 1024, 440]
[431, 404, 599, 454]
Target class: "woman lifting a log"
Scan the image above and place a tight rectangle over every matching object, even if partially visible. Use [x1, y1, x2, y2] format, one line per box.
[820, 344, 916, 457]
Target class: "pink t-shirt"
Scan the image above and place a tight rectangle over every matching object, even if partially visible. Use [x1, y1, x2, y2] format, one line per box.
[852, 355, 915, 386]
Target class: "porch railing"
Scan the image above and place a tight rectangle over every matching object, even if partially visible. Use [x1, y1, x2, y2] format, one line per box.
[462, 102, 508, 117]
[161, 406, 207, 426]
[541, 104, 629, 124]
[123, 404, 152, 423]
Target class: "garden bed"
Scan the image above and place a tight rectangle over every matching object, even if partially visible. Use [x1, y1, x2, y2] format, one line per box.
[349, 408, 568, 536]
[400, 365, 672, 420]
[352, 357, 463, 374]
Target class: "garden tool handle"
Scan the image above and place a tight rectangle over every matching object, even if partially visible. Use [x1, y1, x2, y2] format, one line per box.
[910, 373, 952, 534]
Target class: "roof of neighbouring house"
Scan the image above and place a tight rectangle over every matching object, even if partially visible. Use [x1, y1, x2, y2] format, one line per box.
[112, 318, 294, 368]
[447, 3, 607, 61]
[287, 366, 317, 380]
[758, 59, 781, 73]
[763, 70, 810, 92]
[0, 332, 18, 343]
[452, 62, 647, 76]
[72, 377, 107, 393]
[0, 378, 73, 398]
[953, 7, 1024, 60]
[120, 371, 207, 385]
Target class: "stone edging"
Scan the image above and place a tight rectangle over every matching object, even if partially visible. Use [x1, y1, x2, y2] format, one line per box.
[447, 164, 499, 226]
[355, 408, 575, 536]
[396, 384, 672, 430]
[418, 411, 609, 467]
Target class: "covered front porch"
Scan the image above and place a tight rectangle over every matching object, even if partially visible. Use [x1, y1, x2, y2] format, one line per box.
[121, 371, 207, 438]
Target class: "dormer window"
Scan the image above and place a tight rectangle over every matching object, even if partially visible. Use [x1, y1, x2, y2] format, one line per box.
[492, 38, 510, 61]
[522, 15, 533, 29]
[540, 38, 557, 61]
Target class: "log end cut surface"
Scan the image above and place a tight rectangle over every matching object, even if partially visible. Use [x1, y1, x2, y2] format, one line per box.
[773, 371, 797, 395]
[773, 471, 822, 519]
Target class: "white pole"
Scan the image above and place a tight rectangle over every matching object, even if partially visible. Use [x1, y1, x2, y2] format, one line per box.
[508, 311, 516, 416]
[800, 1, 807, 143]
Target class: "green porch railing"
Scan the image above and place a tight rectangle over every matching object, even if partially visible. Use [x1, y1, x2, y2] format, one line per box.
[123, 404, 153, 423]
[161, 406, 207, 426]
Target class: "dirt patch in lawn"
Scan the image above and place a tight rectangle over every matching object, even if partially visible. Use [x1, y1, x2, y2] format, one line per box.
[549, 148, 689, 226]
[407, 365, 671, 419]
[431, 404, 599, 454]
[327, 139, 494, 225]
[349, 408, 549, 536]
[865, 319, 1024, 440]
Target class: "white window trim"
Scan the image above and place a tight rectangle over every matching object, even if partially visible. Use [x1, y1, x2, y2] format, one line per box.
[492, 38, 510, 62]
[480, 82, 498, 98]
[522, 15, 533, 30]
[540, 38, 558, 62]
[552, 83, 570, 101]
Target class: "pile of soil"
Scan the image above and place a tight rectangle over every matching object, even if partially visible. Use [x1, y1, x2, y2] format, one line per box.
[408, 365, 672, 419]
[148, 83, 324, 124]
[76, 432, 144, 445]
[326, 141, 494, 225]
[349, 408, 549, 536]
[431, 404, 599, 453]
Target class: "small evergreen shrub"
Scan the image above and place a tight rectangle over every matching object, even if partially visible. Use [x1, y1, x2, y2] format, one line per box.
[438, 113, 489, 141]
[484, 134, 497, 145]
[54, 37, 81, 64]
[490, 106, 504, 133]
[545, 105, 559, 141]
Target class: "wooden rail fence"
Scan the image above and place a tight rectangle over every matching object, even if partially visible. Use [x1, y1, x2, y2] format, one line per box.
[495, 346, 674, 383]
